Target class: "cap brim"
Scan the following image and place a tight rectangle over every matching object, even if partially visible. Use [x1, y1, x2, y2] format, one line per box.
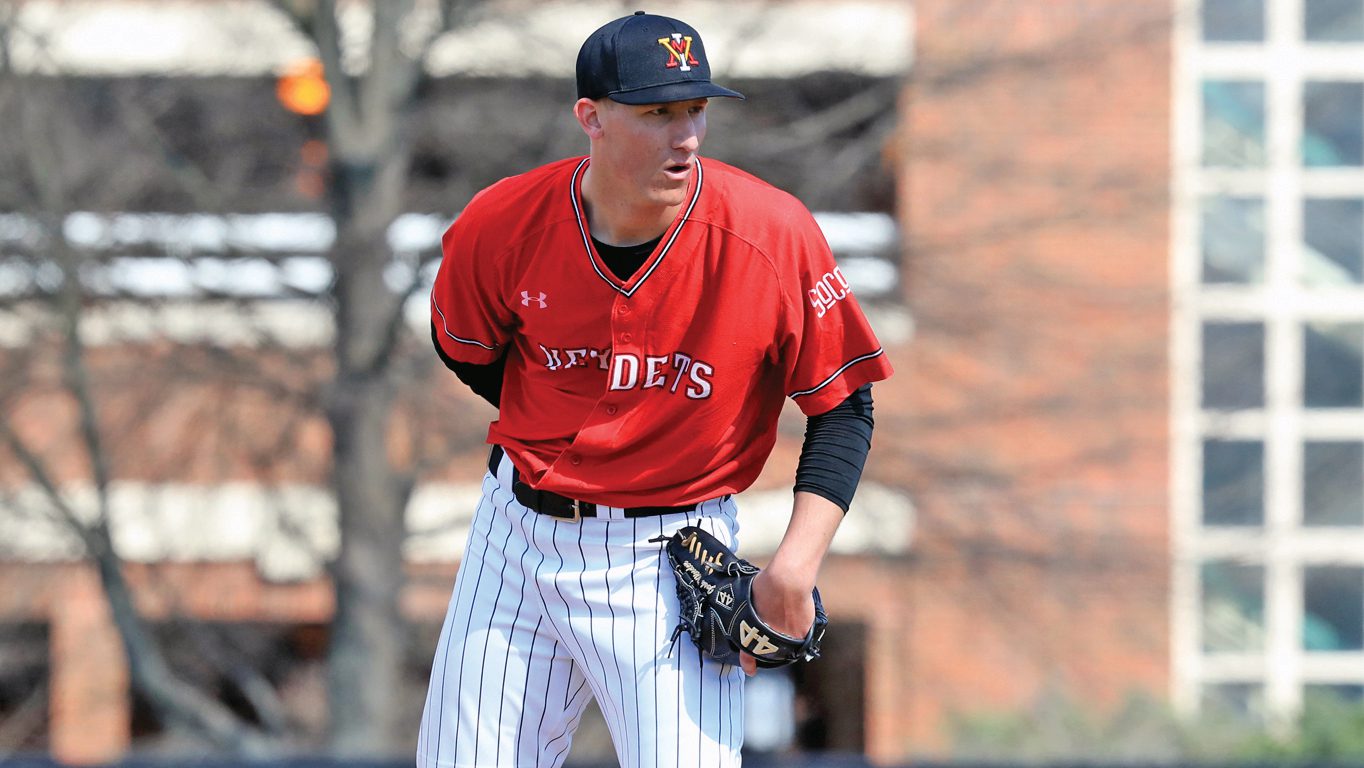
[608, 81, 746, 105]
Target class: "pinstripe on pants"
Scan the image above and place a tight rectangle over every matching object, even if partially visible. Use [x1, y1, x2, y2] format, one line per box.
[416, 454, 745, 768]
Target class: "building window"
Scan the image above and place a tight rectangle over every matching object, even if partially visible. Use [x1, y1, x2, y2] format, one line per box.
[1203, 0, 1267, 41]
[1303, 81, 1364, 166]
[1202, 322, 1266, 409]
[1202, 560, 1267, 652]
[0, 624, 49, 752]
[1305, 0, 1364, 40]
[1303, 198, 1363, 285]
[1304, 322, 1364, 408]
[1203, 196, 1267, 283]
[1303, 566, 1364, 651]
[1203, 440, 1266, 526]
[1203, 80, 1267, 167]
[1202, 682, 1266, 720]
[1303, 441, 1364, 526]
[1305, 683, 1364, 703]
[1178, 0, 1364, 723]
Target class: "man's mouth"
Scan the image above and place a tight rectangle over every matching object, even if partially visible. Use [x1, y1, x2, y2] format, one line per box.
[663, 162, 691, 178]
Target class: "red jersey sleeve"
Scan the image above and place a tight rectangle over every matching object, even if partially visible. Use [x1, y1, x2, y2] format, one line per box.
[429, 198, 515, 365]
[778, 215, 894, 416]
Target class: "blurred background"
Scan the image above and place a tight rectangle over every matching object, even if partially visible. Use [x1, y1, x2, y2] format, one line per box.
[1, 0, 1363, 765]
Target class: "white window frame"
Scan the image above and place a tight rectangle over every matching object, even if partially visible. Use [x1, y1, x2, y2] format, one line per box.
[1173, 0, 1364, 722]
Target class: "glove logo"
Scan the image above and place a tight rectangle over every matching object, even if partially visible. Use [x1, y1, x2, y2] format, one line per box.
[715, 585, 734, 609]
[739, 620, 780, 656]
[681, 531, 725, 571]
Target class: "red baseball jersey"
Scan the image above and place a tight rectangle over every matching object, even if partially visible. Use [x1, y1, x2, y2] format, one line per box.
[431, 156, 893, 506]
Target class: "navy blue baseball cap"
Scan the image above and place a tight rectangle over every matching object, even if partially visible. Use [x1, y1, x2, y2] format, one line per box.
[576, 11, 745, 105]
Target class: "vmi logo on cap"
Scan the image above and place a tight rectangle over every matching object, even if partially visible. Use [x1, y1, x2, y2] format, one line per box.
[658, 33, 700, 71]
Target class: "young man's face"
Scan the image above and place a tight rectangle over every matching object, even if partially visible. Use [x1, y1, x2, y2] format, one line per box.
[592, 97, 709, 209]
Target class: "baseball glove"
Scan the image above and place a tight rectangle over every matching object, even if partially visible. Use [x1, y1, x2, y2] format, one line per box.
[654, 525, 827, 668]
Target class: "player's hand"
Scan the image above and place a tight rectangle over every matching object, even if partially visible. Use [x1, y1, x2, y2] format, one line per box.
[741, 566, 816, 676]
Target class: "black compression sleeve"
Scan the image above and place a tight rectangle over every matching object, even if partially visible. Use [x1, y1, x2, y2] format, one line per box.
[793, 383, 875, 513]
[430, 321, 506, 408]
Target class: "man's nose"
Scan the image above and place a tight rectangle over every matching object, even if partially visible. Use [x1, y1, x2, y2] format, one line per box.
[673, 117, 702, 152]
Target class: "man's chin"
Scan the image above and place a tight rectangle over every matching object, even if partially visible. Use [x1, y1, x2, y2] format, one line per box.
[647, 185, 689, 209]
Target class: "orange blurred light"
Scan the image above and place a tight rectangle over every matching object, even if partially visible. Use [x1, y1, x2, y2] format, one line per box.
[277, 59, 330, 116]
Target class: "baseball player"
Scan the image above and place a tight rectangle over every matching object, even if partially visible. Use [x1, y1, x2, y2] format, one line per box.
[417, 11, 892, 768]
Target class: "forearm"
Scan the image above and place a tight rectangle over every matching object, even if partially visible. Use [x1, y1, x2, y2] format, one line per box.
[765, 384, 873, 587]
[746, 490, 843, 662]
[764, 491, 844, 590]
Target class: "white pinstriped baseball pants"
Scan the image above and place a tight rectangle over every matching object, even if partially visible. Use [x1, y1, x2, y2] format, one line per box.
[416, 452, 745, 768]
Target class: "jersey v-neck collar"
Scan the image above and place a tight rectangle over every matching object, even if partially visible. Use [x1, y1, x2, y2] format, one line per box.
[569, 157, 704, 298]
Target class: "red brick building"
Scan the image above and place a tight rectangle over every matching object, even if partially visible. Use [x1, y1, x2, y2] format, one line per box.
[890, 0, 1175, 749]
[892, 0, 1364, 754]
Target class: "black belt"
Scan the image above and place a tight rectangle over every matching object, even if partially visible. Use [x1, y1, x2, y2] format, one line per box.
[487, 445, 702, 521]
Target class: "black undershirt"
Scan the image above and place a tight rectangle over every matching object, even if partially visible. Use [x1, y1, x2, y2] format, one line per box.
[431, 234, 875, 513]
[794, 383, 874, 512]
[591, 234, 660, 281]
[433, 325, 506, 407]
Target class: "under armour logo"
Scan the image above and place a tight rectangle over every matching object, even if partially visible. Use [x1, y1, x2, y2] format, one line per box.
[739, 620, 780, 656]
[521, 291, 547, 308]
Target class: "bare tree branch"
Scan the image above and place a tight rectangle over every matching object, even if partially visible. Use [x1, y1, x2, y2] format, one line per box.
[0, 412, 276, 753]
[268, 0, 318, 40]
[0, 0, 14, 74]
[363, 1, 411, 147]
[737, 78, 903, 159]
[315, 0, 360, 159]
[3, 53, 289, 755]
[229, 663, 293, 736]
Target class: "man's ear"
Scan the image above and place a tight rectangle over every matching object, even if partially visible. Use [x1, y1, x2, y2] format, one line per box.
[574, 97, 606, 139]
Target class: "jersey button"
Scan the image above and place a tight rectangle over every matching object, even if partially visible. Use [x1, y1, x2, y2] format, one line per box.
[616, 305, 629, 316]
[620, 332, 632, 343]
[605, 404, 619, 415]
[570, 455, 582, 466]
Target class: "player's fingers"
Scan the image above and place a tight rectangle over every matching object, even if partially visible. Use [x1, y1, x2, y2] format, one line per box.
[740, 652, 757, 677]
